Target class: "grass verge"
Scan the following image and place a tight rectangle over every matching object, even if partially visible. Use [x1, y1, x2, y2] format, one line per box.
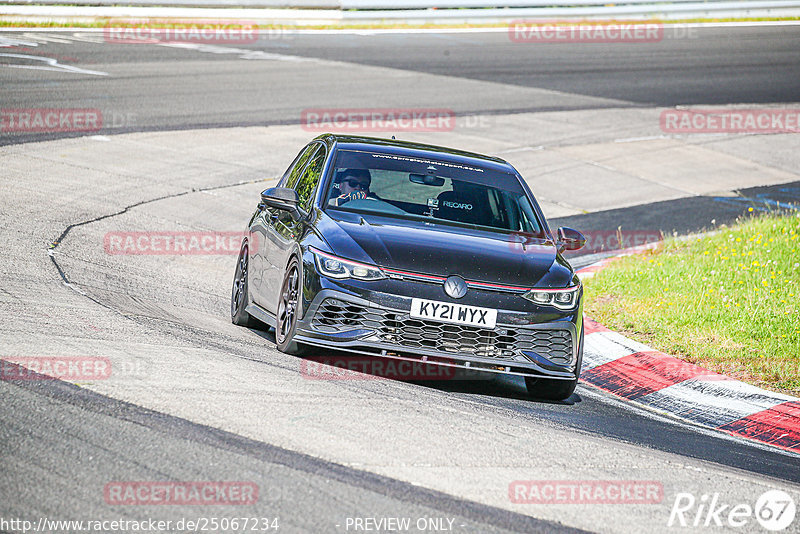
[0, 16, 798, 30]
[584, 211, 800, 396]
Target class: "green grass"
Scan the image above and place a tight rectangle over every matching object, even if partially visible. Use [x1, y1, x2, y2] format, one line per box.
[584, 211, 800, 395]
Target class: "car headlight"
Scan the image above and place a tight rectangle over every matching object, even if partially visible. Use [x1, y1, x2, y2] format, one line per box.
[311, 247, 386, 281]
[522, 285, 580, 310]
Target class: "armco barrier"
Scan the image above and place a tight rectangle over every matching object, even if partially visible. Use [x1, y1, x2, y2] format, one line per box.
[3, 0, 798, 8]
[3, 0, 800, 23]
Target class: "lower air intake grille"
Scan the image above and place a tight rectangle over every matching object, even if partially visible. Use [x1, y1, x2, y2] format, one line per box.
[312, 298, 574, 366]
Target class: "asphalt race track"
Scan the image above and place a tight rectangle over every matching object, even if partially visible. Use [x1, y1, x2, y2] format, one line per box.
[2, 25, 800, 145]
[1, 24, 800, 534]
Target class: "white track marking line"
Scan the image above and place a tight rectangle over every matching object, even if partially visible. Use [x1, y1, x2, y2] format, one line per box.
[0, 36, 39, 47]
[0, 53, 108, 75]
[66, 32, 109, 44]
[20, 32, 74, 44]
[156, 41, 310, 61]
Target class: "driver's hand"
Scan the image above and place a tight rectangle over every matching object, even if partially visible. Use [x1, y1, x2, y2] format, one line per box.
[337, 191, 368, 204]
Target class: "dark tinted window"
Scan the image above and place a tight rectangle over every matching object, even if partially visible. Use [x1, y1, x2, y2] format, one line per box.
[295, 145, 326, 212]
[281, 143, 317, 188]
[324, 149, 543, 235]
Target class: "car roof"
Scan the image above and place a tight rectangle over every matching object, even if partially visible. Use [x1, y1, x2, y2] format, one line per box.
[314, 133, 516, 175]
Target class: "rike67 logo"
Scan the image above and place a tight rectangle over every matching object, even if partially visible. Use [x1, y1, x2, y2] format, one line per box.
[669, 490, 796, 531]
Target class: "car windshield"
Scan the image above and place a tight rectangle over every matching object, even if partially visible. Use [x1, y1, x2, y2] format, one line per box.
[324, 149, 544, 236]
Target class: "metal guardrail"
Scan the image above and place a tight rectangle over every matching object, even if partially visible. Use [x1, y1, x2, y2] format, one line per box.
[2, 0, 800, 23]
[3, 0, 800, 8]
[343, 0, 792, 8]
[0, 0, 336, 6]
[368, 0, 800, 18]
[344, 0, 800, 17]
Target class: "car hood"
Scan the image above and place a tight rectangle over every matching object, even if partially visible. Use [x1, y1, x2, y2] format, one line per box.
[317, 211, 574, 288]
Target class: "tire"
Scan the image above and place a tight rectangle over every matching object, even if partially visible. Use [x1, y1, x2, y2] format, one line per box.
[524, 376, 577, 401]
[231, 241, 258, 328]
[275, 257, 307, 355]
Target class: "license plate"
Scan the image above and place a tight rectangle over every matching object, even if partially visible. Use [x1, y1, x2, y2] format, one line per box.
[409, 298, 497, 329]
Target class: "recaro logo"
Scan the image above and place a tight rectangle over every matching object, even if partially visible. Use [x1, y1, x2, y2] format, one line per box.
[442, 200, 472, 210]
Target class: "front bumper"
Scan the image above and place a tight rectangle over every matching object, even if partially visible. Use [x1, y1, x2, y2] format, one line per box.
[294, 286, 583, 381]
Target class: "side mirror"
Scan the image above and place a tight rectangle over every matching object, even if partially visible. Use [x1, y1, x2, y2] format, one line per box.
[259, 187, 300, 218]
[556, 227, 586, 254]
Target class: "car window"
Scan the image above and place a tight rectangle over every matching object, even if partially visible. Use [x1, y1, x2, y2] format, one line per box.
[280, 143, 317, 188]
[324, 149, 544, 236]
[295, 145, 326, 212]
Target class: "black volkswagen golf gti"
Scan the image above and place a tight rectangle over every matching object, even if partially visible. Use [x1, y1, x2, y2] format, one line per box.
[231, 134, 586, 400]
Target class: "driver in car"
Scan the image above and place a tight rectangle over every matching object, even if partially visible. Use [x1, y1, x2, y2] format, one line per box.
[330, 169, 375, 206]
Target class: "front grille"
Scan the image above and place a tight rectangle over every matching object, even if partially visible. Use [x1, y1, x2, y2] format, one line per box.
[311, 298, 573, 366]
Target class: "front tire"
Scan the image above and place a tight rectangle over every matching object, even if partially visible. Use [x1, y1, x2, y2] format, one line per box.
[526, 326, 583, 401]
[231, 241, 258, 328]
[525, 376, 577, 401]
[276, 258, 307, 355]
